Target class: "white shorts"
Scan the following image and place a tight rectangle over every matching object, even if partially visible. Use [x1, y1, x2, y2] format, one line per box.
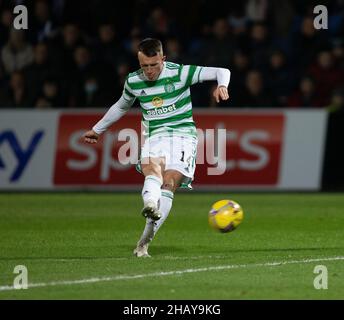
[137, 135, 198, 188]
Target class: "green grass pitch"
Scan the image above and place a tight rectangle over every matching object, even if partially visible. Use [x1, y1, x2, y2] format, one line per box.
[0, 192, 343, 299]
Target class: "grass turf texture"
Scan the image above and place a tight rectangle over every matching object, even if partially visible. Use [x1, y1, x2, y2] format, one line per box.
[0, 193, 343, 299]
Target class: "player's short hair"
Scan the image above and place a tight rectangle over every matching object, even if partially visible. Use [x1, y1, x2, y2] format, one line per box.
[138, 38, 163, 57]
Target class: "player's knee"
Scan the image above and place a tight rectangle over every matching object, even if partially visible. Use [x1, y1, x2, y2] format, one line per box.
[162, 174, 175, 191]
[162, 182, 174, 191]
[163, 173, 182, 192]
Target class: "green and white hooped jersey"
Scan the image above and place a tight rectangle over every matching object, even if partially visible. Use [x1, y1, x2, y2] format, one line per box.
[123, 62, 202, 138]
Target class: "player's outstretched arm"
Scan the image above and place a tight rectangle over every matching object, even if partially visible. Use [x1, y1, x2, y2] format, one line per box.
[194, 66, 230, 103]
[83, 88, 136, 144]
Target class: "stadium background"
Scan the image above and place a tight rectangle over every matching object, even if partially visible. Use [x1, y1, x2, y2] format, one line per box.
[0, 0, 344, 301]
[0, 0, 343, 191]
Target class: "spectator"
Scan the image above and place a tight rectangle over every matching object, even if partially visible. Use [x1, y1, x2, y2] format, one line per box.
[165, 38, 185, 64]
[1, 29, 34, 74]
[0, 9, 12, 47]
[228, 7, 250, 50]
[249, 22, 271, 69]
[0, 1, 343, 109]
[203, 18, 235, 67]
[94, 24, 124, 69]
[292, 16, 329, 72]
[116, 62, 130, 88]
[29, 0, 59, 44]
[0, 71, 29, 108]
[266, 50, 295, 106]
[308, 50, 344, 106]
[34, 77, 64, 108]
[246, 0, 269, 22]
[72, 75, 114, 108]
[228, 5, 249, 35]
[124, 35, 142, 70]
[269, 0, 294, 37]
[327, 88, 344, 113]
[241, 70, 273, 107]
[68, 45, 94, 106]
[24, 42, 61, 105]
[68, 45, 114, 107]
[229, 49, 251, 106]
[332, 40, 344, 68]
[144, 7, 175, 39]
[287, 76, 322, 107]
[51, 23, 85, 73]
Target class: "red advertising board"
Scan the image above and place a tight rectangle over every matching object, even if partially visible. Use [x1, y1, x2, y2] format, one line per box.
[54, 113, 143, 185]
[193, 113, 284, 185]
[54, 112, 284, 186]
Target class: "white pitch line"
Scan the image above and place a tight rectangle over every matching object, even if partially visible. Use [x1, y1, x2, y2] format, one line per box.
[5, 255, 231, 262]
[0, 256, 343, 292]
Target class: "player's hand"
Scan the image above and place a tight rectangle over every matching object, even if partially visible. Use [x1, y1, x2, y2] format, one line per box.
[213, 86, 229, 103]
[83, 130, 99, 144]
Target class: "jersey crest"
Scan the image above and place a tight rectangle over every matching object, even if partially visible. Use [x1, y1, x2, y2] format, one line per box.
[164, 79, 175, 93]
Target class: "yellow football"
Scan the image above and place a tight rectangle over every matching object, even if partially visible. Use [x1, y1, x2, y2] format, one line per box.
[208, 199, 244, 233]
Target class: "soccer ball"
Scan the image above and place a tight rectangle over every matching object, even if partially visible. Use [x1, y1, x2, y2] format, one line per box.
[208, 199, 244, 233]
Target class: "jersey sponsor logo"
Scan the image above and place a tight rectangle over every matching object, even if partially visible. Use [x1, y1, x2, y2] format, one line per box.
[152, 96, 163, 108]
[146, 104, 176, 116]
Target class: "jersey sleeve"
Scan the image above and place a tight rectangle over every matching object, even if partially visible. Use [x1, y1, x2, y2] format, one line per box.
[123, 78, 137, 102]
[183, 65, 203, 86]
[194, 66, 231, 87]
[92, 80, 136, 134]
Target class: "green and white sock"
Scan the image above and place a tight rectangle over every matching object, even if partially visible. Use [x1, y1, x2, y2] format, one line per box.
[154, 189, 174, 234]
[138, 190, 174, 246]
[141, 175, 162, 207]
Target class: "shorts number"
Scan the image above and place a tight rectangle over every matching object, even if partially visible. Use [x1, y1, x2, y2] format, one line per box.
[180, 151, 185, 162]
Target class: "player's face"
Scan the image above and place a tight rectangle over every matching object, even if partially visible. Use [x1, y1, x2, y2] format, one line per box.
[138, 51, 165, 81]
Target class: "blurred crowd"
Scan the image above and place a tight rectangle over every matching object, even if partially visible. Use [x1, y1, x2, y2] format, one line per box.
[0, 0, 344, 112]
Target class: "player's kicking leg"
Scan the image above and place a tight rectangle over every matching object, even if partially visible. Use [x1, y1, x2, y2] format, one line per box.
[133, 157, 163, 257]
[140, 157, 163, 221]
[134, 169, 182, 258]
